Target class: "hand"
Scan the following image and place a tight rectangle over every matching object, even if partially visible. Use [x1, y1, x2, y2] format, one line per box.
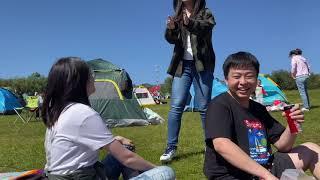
[114, 136, 134, 146]
[166, 16, 175, 29]
[282, 104, 305, 124]
[182, 10, 189, 25]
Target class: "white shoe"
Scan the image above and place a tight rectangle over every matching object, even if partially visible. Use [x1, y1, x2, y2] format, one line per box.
[301, 108, 310, 112]
[160, 146, 177, 162]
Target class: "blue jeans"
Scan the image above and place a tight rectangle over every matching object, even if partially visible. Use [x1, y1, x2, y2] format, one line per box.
[102, 155, 175, 180]
[129, 166, 175, 180]
[167, 60, 213, 146]
[295, 75, 310, 109]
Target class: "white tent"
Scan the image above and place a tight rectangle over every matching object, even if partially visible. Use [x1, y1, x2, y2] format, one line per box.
[133, 87, 156, 106]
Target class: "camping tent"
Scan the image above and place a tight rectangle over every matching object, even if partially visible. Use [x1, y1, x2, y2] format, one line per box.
[184, 78, 228, 111]
[133, 86, 156, 106]
[87, 59, 150, 127]
[0, 88, 22, 114]
[148, 85, 161, 98]
[87, 58, 133, 99]
[257, 74, 288, 105]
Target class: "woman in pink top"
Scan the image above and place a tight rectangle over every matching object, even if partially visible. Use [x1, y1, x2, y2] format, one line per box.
[289, 48, 311, 111]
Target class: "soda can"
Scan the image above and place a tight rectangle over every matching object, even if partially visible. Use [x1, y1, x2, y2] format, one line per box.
[283, 104, 302, 134]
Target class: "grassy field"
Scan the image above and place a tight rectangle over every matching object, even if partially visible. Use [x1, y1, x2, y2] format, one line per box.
[0, 89, 319, 179]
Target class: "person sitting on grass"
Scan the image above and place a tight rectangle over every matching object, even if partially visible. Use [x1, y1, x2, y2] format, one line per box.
[42, 57, 175, 180]
[204, 51, 320, 180]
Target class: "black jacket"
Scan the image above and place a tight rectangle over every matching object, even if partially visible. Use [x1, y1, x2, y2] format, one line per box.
[165, 8, 216, 77]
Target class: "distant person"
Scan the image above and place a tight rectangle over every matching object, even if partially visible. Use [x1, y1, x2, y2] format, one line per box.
[42, 57, 175, 180]
[161, 0, 216, 162]
[36, 92, 44, 118]
[204, 51, 320, 179]
[289, 48, 311, 112]
[253, 79, 267, 105]
[22, 92, 28, 102]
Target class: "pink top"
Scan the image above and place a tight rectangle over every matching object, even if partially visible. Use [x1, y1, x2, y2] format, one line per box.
[291, 55, 310, 78]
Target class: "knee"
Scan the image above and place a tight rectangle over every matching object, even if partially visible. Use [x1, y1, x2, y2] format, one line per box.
[157, 166, 176, 179]
[170, 102, 185, 112]
[301, 142, 320, 151]
[300, 142, 320, 166]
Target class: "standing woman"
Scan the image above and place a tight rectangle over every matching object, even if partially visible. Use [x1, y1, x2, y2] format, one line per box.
[161, 0, 215, 162]
[289, 48, 311, 112]
[42, 57, 175, 179]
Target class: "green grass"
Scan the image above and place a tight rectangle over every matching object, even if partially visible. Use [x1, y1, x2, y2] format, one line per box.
[1, 89, 319, 179]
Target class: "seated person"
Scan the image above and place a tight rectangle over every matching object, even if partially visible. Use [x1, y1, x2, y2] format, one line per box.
[204, 51, 320, 179]
[42, 57, 175, 180]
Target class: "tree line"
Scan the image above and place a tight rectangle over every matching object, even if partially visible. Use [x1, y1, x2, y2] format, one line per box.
[0, 72, 47, 96]
[1, 70, 319, 97]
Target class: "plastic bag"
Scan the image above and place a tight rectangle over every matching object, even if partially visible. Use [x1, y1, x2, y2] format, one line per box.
[280, 169, 315, 180]
[143, 108, 165, 125]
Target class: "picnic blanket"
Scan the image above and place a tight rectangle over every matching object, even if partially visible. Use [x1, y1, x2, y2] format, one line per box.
[0, 169, 46, 180]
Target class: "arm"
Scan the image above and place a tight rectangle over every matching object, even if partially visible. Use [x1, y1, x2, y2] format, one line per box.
[165, 27, 181, 44]
[273, 126, 296, 152]
[273, 105, 304, 152]
[291, 58, 297, 78]
[213, 138, 278, 180]
[306, 60, 311, 75]
[104, 140, 155, 171]
[114, 135, 134, 146]
[185, 8, 215, 35]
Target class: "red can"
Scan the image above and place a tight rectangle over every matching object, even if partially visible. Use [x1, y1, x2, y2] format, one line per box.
[283, 105, 302, 134]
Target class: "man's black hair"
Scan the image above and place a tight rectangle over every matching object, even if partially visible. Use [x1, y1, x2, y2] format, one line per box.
[223, 51, 260, 78]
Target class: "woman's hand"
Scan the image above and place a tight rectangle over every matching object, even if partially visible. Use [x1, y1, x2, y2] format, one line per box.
[166, 16, 175, 29]
[114, 136, 134, 146]
[183, 10, 190, 25]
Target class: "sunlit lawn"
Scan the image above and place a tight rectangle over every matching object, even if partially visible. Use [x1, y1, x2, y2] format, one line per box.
[0, 89, 319, 179]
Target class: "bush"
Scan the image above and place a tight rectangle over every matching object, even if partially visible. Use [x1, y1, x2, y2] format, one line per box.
[268, 70, 320, 90]
[0, 72, 47, 95]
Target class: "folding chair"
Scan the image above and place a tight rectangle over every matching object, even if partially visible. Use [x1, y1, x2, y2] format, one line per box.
[13, 96, 39, 124]
[14, 107, 39, 124]
[14, 107, 27, 123]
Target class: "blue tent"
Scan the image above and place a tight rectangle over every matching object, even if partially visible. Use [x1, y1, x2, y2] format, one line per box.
[0, 88, 22, 114]
[257, 74, 288, 105]
[184, 78, 228, 111]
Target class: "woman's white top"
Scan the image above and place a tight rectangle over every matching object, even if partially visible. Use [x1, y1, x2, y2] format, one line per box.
[183, 31, 194, 60]
[44, 103, 114, 175]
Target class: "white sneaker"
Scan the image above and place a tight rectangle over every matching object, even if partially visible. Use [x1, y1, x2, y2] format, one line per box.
[160, 146, 177, 162]
[301, 108, 310, 112]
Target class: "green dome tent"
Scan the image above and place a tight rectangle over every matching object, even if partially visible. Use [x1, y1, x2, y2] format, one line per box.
[87, 58, 133, 99]
[87, 59, 149, 128]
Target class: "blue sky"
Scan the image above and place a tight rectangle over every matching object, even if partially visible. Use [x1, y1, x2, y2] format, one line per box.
[0, 0, 319, 84]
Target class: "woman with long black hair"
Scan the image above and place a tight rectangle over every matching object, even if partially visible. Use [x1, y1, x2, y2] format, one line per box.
[42, 57, 175, 179]
[161, 0, 216, 162]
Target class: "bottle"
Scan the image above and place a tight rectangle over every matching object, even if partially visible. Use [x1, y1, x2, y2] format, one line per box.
[283, 105, 302, 134]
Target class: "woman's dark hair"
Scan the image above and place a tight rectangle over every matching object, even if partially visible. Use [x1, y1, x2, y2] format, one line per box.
[172, 0, 206, 48]
[223, 51, 260, 78]
[173, 0, 206, 19]
[289, 48, 303, 57]
[42, 57, 91, 128]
